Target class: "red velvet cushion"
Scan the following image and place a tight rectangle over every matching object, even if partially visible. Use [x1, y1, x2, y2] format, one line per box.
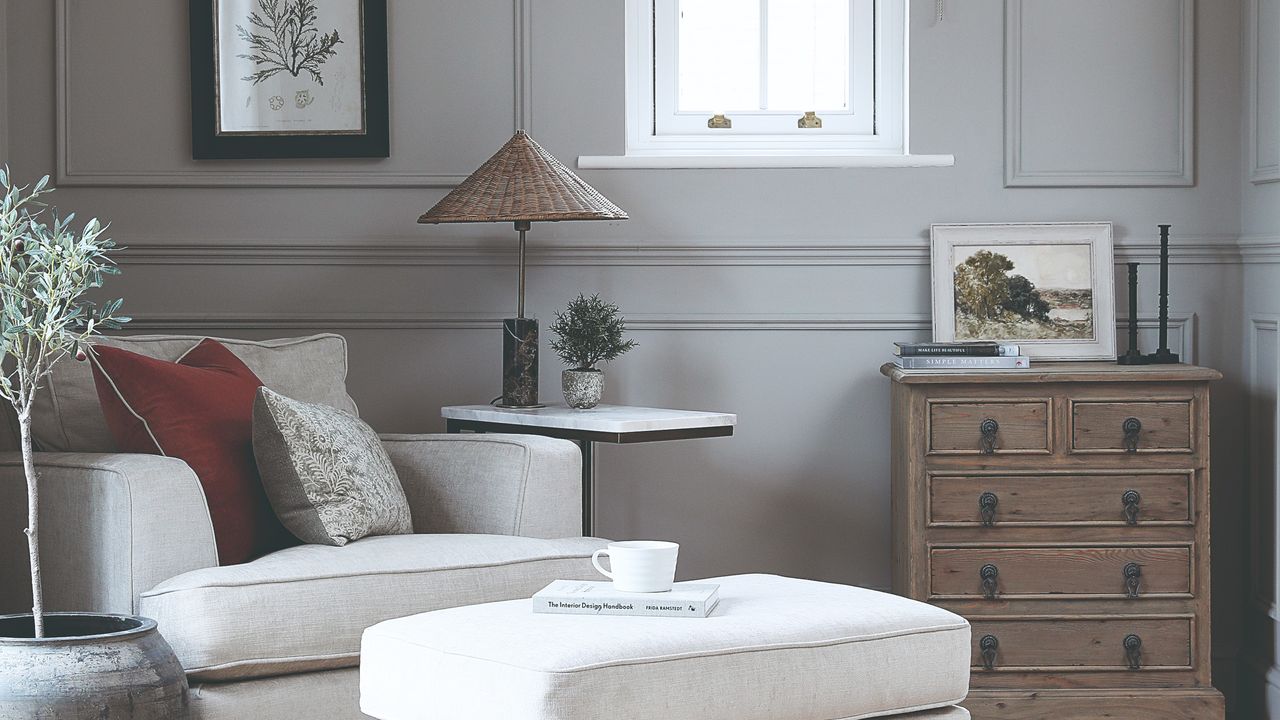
[89, 339, 295, 564]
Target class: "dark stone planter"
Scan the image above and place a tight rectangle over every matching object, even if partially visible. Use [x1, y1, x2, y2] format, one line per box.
[0, 613, 189, 720]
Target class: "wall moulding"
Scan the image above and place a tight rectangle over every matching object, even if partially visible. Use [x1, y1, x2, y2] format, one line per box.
[1240, 235, 1280, 262]
[1248, 315, 1280, 620]
[120, 311, 1193, 355]
[113, 235, 1244, 268]
[52, 0, 532, 188]
[122, 313, 935, 333]
[1249, 0, 1280, 184]
[1004, 0, 1195, 187]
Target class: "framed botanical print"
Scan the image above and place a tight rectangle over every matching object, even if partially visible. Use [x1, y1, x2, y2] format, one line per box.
[190, 0, 389, 159]
[930, 222, 1117, 361]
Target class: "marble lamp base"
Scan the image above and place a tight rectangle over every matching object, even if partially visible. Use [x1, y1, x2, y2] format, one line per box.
[500, 318, 543, 408]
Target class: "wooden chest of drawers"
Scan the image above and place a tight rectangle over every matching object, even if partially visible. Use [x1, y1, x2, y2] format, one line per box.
[884, 362, 1224, 719]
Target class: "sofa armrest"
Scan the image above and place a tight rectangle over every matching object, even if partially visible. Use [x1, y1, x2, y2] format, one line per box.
[0, 453, 218, 616]
[381, 434, 582, 539]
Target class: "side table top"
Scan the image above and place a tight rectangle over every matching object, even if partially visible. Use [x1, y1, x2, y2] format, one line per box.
[441, 404, 737, 434]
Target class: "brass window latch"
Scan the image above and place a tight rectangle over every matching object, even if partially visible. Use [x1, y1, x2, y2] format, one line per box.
[707, 114, 732, 129]
[798, 111, 823, 129]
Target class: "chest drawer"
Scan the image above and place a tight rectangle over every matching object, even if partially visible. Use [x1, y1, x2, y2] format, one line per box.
[928, 473, 1192, 527]
[970, 616, 1192, 672]
[1071, 400, 1193, 453]
[930, 546, 1192, 600]
[928, 399, 1051, 455]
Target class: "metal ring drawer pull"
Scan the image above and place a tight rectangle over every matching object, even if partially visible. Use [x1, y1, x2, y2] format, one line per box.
[1122, 489, 1142, 525]
[979, 418, 999, 455]
[1122, 417, 1142, 453]
[1124, 562, 1142, 598]
[980, 634, 999, 671]
[980, 564, 999, 600]
[978, 492, 999, 527]
[1124, 634, 1143, 670]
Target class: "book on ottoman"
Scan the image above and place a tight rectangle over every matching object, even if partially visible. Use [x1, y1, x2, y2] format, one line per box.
[533, 580, 720, 618]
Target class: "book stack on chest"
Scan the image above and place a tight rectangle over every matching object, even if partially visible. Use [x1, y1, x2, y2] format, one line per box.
[893, 341, 1029, 370]
[882, 362, 1224, 719]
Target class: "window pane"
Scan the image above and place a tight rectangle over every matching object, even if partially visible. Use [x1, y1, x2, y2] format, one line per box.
[766, 0, 850, 111]
[677, 0, 761, 112]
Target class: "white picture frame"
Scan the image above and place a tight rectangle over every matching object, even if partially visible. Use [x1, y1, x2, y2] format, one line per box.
[930, 222, 1116, 361]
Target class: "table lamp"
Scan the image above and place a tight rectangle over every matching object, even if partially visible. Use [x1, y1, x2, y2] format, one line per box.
[418, 130, 628, 407]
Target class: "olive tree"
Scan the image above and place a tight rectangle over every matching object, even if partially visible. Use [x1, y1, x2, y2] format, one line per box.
[0, 170, 127, 637]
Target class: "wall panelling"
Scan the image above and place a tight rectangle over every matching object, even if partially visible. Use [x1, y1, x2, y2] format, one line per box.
[1005, 0, 1195, 187]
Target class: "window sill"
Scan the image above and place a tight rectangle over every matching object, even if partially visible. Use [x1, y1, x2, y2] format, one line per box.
[576, 153, 955, 170]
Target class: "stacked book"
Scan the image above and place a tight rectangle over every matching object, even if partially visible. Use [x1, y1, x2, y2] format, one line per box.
[893, 341, 1030, 370]
[532, 580, 720, 618]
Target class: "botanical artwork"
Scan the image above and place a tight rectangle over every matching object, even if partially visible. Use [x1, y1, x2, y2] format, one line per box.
[215, 0, 365, 135]
[952, 244, 1095, 342]
[236, 0, 343, 86]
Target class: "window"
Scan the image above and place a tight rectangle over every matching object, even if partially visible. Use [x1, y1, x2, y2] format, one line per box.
[579, 0, 954, 169]
[657, 0, 875, 136]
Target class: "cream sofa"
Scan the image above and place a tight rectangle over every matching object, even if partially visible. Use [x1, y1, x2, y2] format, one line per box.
[0, 334, 604, 719]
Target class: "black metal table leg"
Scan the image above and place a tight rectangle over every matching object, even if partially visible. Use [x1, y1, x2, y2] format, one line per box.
[580, 440, 594, 537]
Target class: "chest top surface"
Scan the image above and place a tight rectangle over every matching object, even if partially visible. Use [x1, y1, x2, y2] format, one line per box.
[881, 362, 1221, 386]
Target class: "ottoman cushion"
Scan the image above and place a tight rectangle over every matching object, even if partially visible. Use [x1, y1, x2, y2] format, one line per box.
[360, 573, 970, 720]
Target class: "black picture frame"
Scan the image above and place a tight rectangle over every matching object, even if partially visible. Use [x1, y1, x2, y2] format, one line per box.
[189, 0, 389, 159]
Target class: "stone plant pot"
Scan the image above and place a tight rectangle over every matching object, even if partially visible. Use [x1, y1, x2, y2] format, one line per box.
[0, 613, 189, 720]
[562, 369, 604, 409]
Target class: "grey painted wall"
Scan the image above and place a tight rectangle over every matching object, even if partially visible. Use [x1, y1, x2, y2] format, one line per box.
[0, 0, 1261, 709]
[1241, 0, 1280, 715]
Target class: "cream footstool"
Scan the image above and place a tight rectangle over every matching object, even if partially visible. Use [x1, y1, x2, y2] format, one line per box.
[360, 574, 970, 720]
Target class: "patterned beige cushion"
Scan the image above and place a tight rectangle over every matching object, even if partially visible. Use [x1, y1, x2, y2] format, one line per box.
[253, 388, 411, 546]
[31, 333, 358, 453]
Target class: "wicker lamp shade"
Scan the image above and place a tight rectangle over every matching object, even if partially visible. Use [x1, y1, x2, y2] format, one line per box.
[417, 130, 626, 409]
[418, 130, 628, 224]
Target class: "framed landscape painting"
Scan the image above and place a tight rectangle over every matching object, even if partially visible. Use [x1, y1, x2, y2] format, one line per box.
[190, 0, 389, 159]
[930, 223, 1116, 361]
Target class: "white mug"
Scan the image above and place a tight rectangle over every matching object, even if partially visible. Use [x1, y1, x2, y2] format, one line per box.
[590, 540, 679, 593]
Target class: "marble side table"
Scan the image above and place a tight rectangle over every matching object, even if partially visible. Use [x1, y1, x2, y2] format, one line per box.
[441, 404, 736, 536]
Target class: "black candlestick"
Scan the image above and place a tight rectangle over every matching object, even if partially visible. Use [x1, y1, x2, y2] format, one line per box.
[1146, 224, 1180, 364]
[1118, 262, 1147, 365]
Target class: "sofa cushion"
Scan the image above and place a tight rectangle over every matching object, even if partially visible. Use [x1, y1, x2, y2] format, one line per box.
[90, 340, 295, 565]
[33, 333, 358, 453]
[360, 574, 971, 720]
[139, 534, 608, 682]
[253, 387, 412, 546]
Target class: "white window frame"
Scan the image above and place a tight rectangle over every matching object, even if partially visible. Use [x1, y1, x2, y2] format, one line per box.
[653, 0, 877, 136]
[579, 0, 955, 169]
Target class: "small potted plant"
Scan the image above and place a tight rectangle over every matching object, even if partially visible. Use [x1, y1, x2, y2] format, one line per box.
[548, 294, 637, 409]
[0, 170, 188, 718]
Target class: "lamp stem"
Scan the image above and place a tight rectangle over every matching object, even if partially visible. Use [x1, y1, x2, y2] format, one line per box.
[515, 220, 531, 318]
